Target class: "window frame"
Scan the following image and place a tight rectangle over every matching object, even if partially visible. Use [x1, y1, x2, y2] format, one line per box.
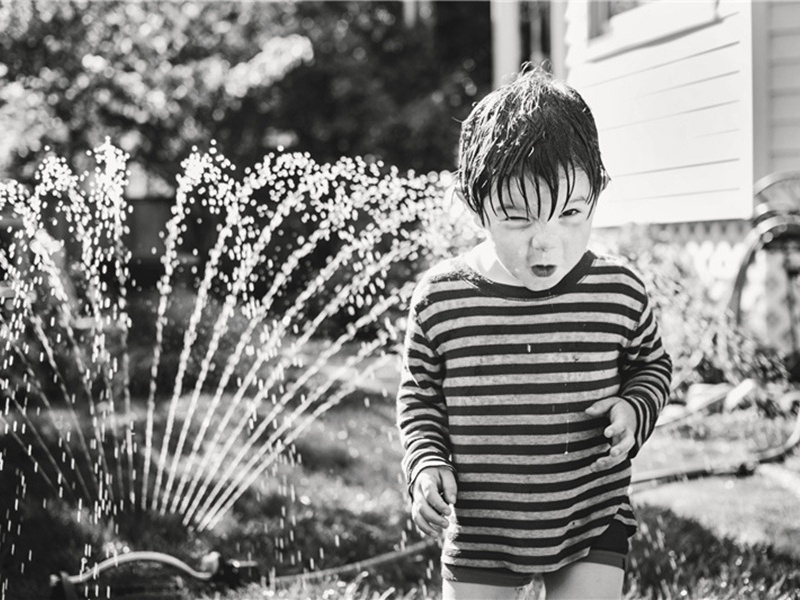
[586, 0, 721, 63]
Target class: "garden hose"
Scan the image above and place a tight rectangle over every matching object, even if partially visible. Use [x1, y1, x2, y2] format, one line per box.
[654, 380, 756, 429]
[632, 405, 800, 490]
[270, 539, 437, 586]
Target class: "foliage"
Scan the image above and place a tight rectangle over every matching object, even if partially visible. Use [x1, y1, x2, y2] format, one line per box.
[0, 1, 493, 325]
[0, 0, 491, 185]
[263, 2, 491, 174]
[593, 225, 795, 410]
[0, 0, 307, 183]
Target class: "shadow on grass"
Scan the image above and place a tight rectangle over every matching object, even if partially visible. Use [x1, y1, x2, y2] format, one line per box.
[626, 504, 800, 599]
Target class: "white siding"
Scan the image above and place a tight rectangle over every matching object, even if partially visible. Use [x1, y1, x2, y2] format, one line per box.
[767, 2, 800, 174]
[562, 1, 754, 227]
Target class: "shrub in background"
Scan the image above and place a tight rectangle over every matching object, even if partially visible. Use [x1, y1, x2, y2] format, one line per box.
[594, 224, 794, 413]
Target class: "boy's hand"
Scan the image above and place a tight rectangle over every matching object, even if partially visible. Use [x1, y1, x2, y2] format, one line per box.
[585, 396, 636, 472]
[411, 466, 457, 538]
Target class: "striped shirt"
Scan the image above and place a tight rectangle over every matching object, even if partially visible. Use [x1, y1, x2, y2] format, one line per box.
[397, 250, 672, 573]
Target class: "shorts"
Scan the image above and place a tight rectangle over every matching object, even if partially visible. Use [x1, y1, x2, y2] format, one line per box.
[441, 519, 629, 588]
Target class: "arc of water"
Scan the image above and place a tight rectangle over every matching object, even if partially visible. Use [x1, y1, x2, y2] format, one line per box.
[152, 179, 238, 514]
[25, 321, 99, 500]
[172, 233, 361, 517]
[172, 175, 413, 516]
[97, 143, 137, 508]
[196, 338, 398, 531]
[41, 153, 132, 510]
[194, 330, 392, 530]
[0, 211, 102, 504]
[144, 149, 317, 511]
[10, 171, 108, 413]
[188, 278, 414, 529]
[0, 362, 83, 504]
[158, 182, 306, 514]
[179, 238, 418, 524]
[170, 206, 388, 510]
[141, 150, 218, 511]
[0, 312, 96, 506]
[163, 192, 332, 513]
[175, 253, 357, 520]
[83, 140, 132, 509]
[157, 153, 328, 511]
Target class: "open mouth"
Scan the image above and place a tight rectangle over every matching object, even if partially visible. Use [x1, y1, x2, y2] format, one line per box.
[530, 265, 556, 278]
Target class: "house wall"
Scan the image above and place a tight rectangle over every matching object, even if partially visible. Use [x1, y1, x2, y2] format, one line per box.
[560, 0, 755, 228]
[554, 1, 800, 353]
[766, 1, 800, 175]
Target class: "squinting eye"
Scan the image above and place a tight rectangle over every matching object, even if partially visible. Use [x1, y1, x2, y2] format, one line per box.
[561, 209, 582, 218]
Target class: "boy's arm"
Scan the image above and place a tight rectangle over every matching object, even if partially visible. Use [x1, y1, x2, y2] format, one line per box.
[618, 297, 673, 457]
[396, 304, 453, 495]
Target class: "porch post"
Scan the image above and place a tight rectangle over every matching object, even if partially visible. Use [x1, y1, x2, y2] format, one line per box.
[491, 0, 522, 88]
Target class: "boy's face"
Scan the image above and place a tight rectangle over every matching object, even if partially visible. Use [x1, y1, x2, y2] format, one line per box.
[480, 170, 595, 292]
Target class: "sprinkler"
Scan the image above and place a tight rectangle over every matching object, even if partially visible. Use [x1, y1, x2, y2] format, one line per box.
[49, 551, 259, 600]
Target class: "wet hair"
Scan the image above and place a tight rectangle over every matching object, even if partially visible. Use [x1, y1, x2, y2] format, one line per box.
[457, 66, 609, 224]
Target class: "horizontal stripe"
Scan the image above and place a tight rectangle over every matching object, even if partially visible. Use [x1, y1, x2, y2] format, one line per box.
[447, 399, 597, 416]
[431, 321, 632, 346]
[452, 435, 605, 456]
[425, 282, 646, 308]
[455, 453, 601, 476]
[457, 461, 628, 496]
[445, 376, 619, 397]
[444, 341, 622, 359]
[425, 302, 639, 328]
[454, 497, 626, 533]
[447, 358, 619, 377]
[450, 417, 604, 436]
[454, 515, 615, 549]
[455, 479, 629, 514]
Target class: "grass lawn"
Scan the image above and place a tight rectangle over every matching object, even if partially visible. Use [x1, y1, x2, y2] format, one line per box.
[3, 357, 800, 600]
[633, 413, 800, 563]
[204, 405, 800, 600]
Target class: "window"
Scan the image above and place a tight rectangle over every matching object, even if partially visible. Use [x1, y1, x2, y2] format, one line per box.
[589, 1, 642, 39]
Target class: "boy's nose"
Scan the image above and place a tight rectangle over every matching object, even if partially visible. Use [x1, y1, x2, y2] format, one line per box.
[529, 222, 558, 252]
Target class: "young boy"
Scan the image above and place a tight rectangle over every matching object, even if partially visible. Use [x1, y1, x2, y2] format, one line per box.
[396, 68, 672, 600]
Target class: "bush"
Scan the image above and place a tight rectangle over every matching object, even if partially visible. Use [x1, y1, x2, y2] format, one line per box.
[593, 224, 796, 412]
[0, 1, 491, 184]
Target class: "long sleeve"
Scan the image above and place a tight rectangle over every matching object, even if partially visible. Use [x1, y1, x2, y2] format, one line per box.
[619, 296, 673, 457]
[396, 299, 453, 496]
